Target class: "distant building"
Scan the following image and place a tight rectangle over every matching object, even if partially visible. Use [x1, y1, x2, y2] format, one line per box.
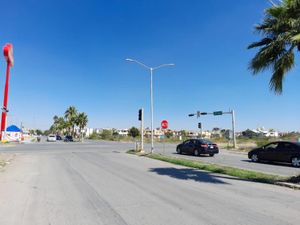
[252, 127, 279, 138]
[199, 130, 211, 139]
[116, 129, 129, 136]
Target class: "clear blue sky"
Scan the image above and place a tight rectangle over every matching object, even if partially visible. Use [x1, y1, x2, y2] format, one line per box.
[0, 0, 299, 132]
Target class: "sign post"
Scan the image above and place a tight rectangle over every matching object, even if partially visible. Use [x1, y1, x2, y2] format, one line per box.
[161, 120, 168, 154]
[1, 44, 14, 141]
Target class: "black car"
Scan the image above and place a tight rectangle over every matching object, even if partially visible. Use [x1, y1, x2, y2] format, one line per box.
[64, 135, 73, 142]
[56, 135, 62, 141]
[176, 139, 219, 157]
[248, 141, 300, 167]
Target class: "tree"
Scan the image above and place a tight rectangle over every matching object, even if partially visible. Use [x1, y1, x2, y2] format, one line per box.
[35, 129, 43, 136]
[100, 129, 113, 140]
[128, 127, 140, 138]
[51, 115, 66, 135]
[165, 130, 173, 138]
[76, 112, 88, 141]
[242, 129, 259, 139]
[248, 0, 300, 94]
[179, 130, 188, 138]
[64, 106, 78, 136]
[56, 117, 66, 134]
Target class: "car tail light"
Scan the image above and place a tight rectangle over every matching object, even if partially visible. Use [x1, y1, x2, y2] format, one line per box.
[213, 144, 218, 148]
[201, 144, 208, 148]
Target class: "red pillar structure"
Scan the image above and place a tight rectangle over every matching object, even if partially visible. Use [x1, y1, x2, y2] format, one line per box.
[1, 44, 14, 140]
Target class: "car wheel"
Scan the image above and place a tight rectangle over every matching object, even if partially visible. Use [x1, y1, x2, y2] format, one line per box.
[194, 149, 200, 156]
[291, 157, 300, 167]
[209, 153, 214, 157]
[251, 154, 259, 162]
[177, 147, 182, 154]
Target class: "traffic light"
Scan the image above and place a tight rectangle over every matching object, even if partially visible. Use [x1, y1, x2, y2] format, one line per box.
[138, 109, 142, 121]
[198, 122, 202, 129]
[197, 111, 208, 117]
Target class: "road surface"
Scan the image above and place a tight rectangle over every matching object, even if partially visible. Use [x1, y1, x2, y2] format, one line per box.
[148, 142, 300, 177]
[0, 141, 299, 225]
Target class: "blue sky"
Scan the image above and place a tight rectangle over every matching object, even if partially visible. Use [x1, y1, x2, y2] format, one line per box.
[0, 0, 299, 132]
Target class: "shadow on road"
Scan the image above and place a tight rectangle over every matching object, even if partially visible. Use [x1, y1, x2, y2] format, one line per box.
[149, 167, 229, 184]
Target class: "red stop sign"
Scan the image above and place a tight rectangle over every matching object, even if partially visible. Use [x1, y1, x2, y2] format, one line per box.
[161, 120, 168, 129]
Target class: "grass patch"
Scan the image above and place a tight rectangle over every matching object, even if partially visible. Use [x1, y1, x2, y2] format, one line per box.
[129, 151, 288, 184]
[286, 175, 300, 183]
[126, 149, 136, 154]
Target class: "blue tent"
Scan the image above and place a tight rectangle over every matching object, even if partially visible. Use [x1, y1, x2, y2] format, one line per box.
[6, 125, 22, 132]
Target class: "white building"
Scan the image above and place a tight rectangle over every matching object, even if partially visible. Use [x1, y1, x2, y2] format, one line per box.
[116, 129, 129, 136]
[252, 127, 279, 138]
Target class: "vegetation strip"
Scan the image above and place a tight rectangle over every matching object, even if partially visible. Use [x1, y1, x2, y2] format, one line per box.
[127, 150, 300, 186]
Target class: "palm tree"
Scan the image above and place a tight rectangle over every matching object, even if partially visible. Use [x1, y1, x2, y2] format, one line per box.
[64, 106, 78, 136]
[76, 112, 88, 141]
[248, 0, 300, 94]
[56, 117, 66, 135]
[51, 115, 66, 135]
[52, 115, 59, 133]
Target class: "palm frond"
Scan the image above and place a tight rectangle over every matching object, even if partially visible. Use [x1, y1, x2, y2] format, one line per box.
[249, 38, 286, 74]
[248, 38, 273, 49]
[248, 0, 299, 94]
[269, 48, 295, 94]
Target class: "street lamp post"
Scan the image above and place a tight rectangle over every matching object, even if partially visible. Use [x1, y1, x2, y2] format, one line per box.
[126, 58, 174, 153]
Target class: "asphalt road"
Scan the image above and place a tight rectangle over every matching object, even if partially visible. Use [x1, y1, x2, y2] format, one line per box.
[143, 142, 300, 177]
[0, 141, 299, 225]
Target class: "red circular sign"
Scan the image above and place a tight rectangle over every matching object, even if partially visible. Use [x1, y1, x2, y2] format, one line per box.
[161, 120, 168, 129]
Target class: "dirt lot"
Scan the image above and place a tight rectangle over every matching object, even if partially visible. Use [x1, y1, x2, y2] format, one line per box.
[0, 153, 16, 169]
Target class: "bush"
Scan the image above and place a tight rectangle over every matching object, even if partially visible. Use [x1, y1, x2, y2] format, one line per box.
[128, 127, 140, 138]
[255, 138, 271, 147]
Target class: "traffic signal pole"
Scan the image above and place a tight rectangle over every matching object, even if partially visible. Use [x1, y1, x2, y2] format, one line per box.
[189, 109, 237, 148]
[140, 108, 144, 152]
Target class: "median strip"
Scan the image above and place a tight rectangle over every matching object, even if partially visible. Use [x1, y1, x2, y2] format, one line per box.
[127, 150, 300, 188]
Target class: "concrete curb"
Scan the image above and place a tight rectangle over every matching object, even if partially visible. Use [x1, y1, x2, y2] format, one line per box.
[275, 182, 300, 190]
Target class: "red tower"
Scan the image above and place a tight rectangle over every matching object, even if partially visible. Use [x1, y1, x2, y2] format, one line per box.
[1, 44, 14, 140]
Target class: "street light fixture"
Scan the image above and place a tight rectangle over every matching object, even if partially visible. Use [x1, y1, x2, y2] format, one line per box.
[126, 58, 175, 153]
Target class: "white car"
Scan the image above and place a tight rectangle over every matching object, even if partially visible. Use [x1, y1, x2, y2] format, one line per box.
[47, 134, 57, 142]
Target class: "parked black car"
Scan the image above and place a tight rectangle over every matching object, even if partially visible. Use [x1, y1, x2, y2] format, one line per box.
[64, 135, 73, 142]
[56, 135, 62, 141]
[176, 139, 219, 156]
[248, 141, 300, 167]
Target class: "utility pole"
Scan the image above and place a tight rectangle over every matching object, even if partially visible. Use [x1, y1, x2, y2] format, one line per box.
[140, 108, 144, 153]
[126, 58, 175, 154]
